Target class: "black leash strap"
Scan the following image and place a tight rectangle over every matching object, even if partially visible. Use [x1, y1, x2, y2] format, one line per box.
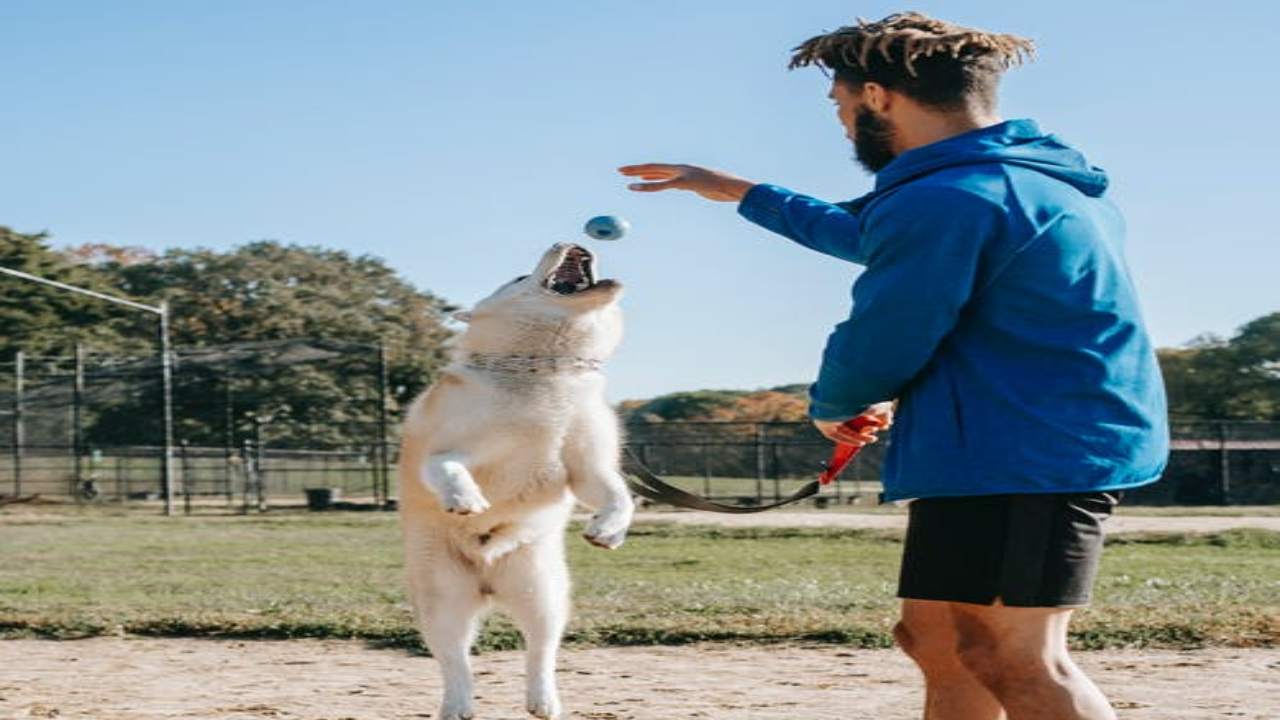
[623, 447, 821, 514]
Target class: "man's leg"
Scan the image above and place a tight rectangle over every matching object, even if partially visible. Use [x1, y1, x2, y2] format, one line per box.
[950, 602, 1115, 720]
[895, 599, 1004, 720]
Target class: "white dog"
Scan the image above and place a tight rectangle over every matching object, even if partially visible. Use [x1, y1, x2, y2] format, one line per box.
[397, 243, 635, 720]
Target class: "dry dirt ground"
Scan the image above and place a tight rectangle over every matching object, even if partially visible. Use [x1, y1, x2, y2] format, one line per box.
[1, 638, 1277, 720]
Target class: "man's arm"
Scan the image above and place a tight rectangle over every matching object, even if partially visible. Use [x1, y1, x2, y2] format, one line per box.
[808, 186, 1000, 421]
[618, 164, 868, 263]
[736, 184, 869, 264]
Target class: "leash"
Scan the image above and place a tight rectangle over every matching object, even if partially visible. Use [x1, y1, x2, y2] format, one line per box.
[624, 416, 879, 514]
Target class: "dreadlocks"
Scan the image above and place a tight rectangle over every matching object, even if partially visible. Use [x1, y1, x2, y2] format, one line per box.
[790, 12, 1035, 110]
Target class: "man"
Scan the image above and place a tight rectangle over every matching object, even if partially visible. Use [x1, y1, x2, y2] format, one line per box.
[619, 12, 1168, 720]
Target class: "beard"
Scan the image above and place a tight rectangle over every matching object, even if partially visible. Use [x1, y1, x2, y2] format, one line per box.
[852, 106, 897, 174]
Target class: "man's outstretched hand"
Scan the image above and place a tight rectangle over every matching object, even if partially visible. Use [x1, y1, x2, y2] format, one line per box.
[813, 402, 896, 447]
[619, 164, 756, 202]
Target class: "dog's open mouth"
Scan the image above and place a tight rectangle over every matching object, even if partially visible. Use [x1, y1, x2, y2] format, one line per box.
[545, 245, 596, 295]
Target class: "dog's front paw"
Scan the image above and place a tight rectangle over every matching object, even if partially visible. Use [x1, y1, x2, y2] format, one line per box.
[583, 510, 630, 550]
[441, 484, 491, 515]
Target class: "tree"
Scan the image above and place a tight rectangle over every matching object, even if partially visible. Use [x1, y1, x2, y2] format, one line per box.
[627, 390, 745, 421]
[82, 241, 455, 447]
[1221, 313, 1280, 418]
[623, 312, 1280, 424]
[619, 386, 810, 422]
[0, 227, 150, 357]
[1158, 312, 1279, 421]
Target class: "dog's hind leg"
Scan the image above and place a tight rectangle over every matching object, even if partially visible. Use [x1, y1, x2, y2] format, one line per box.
[565, 403, 634, 549]
[491, 538, 569, 719]
[405, 532, 486, 720]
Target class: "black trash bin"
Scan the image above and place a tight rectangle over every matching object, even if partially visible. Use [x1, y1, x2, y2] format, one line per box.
[305, 487, 342, 510]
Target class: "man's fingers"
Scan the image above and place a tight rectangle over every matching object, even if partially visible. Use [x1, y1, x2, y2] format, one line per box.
[837, 431, 878, 445]
[627, 179, 683, 192]
[618, 164, 683, 177]
[620, 163, 687, 191]
[832, 423, 882, 445]
[818, 426, 878, 446]
[619, 168, 683, 181]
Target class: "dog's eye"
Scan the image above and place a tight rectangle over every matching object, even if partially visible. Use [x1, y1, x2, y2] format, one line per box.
[509, 275, 529, 285]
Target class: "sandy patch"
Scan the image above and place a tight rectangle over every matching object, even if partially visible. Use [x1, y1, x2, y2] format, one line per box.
[1, 639, 1276, 720]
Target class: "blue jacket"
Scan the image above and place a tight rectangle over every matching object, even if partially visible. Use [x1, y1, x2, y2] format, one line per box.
[738, 119, 1169, 500]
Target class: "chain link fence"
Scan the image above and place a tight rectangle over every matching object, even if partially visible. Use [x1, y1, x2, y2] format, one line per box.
[0, 339, 391, 512]
[623, 420, 887, 507]
[623, 418, 1280, 506]
[2, 342, 1278, 510]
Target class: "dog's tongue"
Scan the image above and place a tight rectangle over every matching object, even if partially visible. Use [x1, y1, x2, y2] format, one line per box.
[556, 264, 584, 284]
[550, 250, 592, 293]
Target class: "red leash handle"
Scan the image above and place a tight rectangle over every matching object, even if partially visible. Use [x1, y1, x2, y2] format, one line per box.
[817, 415, 881, 485]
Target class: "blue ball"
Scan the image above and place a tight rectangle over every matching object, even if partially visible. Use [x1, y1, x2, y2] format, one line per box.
[584, 215, 630, 240]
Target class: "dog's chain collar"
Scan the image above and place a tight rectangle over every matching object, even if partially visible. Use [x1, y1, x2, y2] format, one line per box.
[462, 352, 603, 375]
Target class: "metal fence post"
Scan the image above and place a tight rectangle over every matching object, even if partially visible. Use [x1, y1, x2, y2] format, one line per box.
[376, 341, 391, 506]
[240, 438, 254, 515]
[11, 351, 24, 497]
[180, 439, 192, 516]
[222, 371, 234, 505]
[253, 415, 267, 512]
[159, 301, 176, 516]
[754, 424, 766, 504]
[701, 442, 711, 498]
[1218, 421, 1231, 505]
[771, 434, 781, 502]
[73, 343, 85, 494]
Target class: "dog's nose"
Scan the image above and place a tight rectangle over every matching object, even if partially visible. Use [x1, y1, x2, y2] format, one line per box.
[550, 242, 592, 257]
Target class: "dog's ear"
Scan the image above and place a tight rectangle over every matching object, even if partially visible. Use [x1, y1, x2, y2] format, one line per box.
[452, 310, 473, 324]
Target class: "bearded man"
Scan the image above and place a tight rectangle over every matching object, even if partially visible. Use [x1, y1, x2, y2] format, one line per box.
[620, 12, 1169, 720]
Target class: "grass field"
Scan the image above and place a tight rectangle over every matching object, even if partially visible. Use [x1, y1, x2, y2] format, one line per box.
[1, 512, 1276, 652]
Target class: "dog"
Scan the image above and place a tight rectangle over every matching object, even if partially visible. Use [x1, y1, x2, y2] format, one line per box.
[397, 243, 635, 720]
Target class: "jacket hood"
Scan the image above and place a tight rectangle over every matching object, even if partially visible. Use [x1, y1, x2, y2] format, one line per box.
[873, 119, 1110, 198]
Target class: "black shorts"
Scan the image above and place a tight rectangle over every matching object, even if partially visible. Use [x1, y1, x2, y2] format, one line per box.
[897, 491, 1120, 608]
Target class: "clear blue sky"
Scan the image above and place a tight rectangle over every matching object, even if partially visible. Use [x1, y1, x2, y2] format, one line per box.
[3, 1, 1277, 402]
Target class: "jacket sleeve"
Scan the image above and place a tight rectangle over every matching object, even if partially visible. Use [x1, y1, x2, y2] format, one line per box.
[808, 186, 1000, 421]
[737, 183, 870, 264]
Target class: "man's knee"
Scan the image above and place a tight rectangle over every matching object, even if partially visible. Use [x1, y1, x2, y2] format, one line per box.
[953, 613, 1068, 687]
[894, 617, 960, 670]
[954, 628, 1005, 684]
[892, 620, 917, 655]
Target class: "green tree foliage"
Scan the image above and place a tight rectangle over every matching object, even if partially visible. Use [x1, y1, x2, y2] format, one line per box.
[108, 240, 453, 403]
[619, 385, 810, 422]
[1159, 313, 1280, 420]
[623, 390, 746, 421]
[626, 318, 1280, 425]
[0, 227, 151, 356]
[4, 233, 454, 449]
[93, 241, 454, 448]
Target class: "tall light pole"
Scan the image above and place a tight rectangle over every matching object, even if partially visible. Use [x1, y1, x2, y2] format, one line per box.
[1, 266, 177, 515]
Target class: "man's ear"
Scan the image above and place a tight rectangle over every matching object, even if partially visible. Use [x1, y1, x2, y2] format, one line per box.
[862, 82, 890, 113]
[452, 310, 473, 324]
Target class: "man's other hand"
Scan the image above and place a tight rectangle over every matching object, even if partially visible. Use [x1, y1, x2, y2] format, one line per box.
[618, 163, 755, 202]
[813, 402, 895, 446]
